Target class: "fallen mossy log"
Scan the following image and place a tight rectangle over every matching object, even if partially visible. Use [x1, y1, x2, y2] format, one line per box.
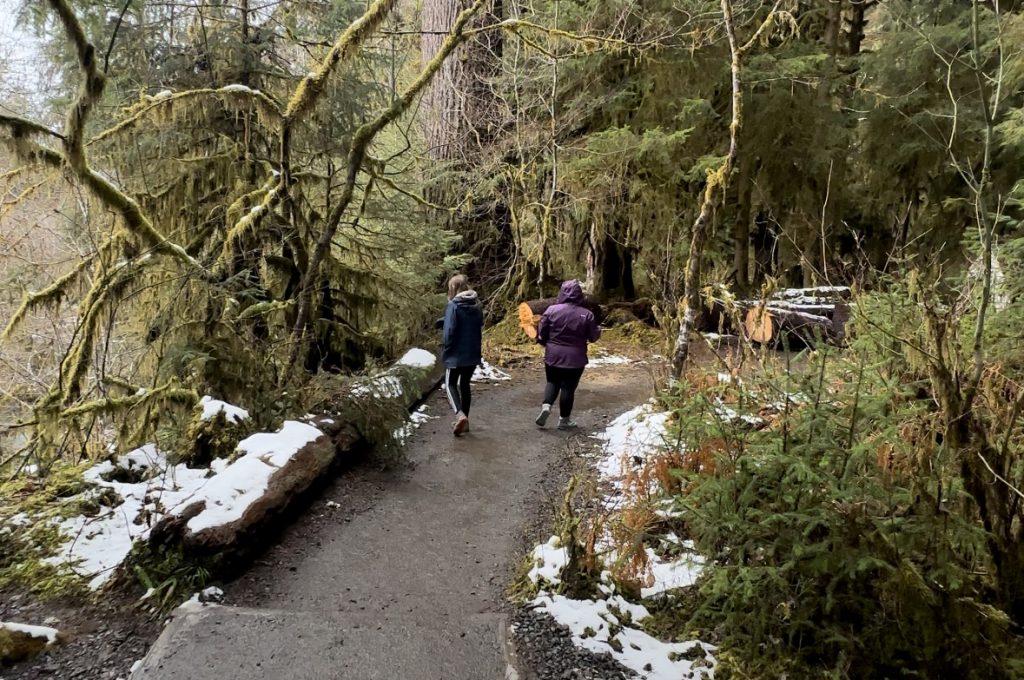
[147, 348, 443, 562]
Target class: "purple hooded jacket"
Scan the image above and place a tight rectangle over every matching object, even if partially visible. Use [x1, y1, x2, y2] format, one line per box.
[537, 280, 601, 368]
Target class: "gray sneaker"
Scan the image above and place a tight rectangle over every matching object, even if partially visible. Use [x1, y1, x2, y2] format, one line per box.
[557, 417, 578, 430]
[535, 404, 551, 427]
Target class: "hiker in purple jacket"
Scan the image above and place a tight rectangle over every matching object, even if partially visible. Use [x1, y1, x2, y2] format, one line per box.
[535, 280, 601, 430]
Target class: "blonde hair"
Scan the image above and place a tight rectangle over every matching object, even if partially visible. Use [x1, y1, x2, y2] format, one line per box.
[447, 274, 469, 299]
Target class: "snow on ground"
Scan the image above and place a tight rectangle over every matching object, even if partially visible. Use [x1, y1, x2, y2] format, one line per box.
[0, 621, 60, 645]
[532, 593, 715, 679]
[393, 404, 437, 443]
[182, 586, 224, 608]
[46, 420, 322, 589]
[641, 535, 704, 598]
[527, 536, 570, 585]
[472, 360, 511, 382]
[525, 404, 716, 679]
[594, 404, 672, 486]
[588, 352, 631, 367]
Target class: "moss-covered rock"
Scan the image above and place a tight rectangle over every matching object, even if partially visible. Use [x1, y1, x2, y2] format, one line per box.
[0, 623, 60, 665]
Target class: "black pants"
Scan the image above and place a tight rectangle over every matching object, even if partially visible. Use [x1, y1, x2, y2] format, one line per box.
[543, 365, 585, 417]
[445, 366, 475, 415]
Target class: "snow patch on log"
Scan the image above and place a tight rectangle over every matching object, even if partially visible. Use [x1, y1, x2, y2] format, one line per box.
[42, 348, 442, 589]
[199, 396, 250, 423]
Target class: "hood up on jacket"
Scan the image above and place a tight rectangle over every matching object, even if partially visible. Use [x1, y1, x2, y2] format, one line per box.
[556, 279, 585, 305]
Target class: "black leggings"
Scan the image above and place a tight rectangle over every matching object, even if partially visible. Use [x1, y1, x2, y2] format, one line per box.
[445, 366, 475, 415]
[543, 365, 585, 417]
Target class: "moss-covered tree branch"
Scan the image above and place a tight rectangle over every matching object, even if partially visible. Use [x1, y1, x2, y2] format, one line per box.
[284, 0, 491, 376]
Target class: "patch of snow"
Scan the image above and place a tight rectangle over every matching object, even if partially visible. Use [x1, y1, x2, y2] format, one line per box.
[642, 536, 704, 598]
[393, 404, 437, 444]
[353, 375, 403, 400]
[152, 89, 172, 100]
[130, 660, 144, 673]
[523, 403, 718, 678]
[531, 593, 716, 679]
[713, 404, 764, 429]
[198, 396, 250, 424]
[325, 500, 341, 509]
[472, 360, 511, 382]
[47, 422, 322, 589]
[527, 536, 568, 585]
[0, 621, 60, 645]
[47, 449, 211, 588]
[397, 347, 436, 369]
[200, 586, 224, 601]
[180, 587, 223, 609]
[180, 421, 323, 533]
[588, 353, 631, 367]
[595, 404, 672, 485]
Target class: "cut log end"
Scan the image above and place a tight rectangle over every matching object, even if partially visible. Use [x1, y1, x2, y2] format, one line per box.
[517, 302, 539, 339]
[745, 308, 774, 344]
[744, 306, 837, 346]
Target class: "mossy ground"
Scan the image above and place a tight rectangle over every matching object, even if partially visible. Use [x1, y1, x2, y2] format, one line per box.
[0, 463, 95, 597]
[485, 315, 667, 368]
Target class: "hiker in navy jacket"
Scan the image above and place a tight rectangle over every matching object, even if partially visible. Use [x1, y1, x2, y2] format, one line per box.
[535, 280, 601, 430]
[442, 274, 484, 436]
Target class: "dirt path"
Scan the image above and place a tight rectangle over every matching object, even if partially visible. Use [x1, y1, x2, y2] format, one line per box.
[131, 361, 657, 680]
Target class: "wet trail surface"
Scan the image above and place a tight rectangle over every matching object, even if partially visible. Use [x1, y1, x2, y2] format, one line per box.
[133, 362, 656, 680]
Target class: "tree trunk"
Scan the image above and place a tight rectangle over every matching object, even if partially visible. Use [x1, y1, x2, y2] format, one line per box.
[672, 0, 743, 377]
[732, 154, 754, 294]
[753, 211, 777, 285]
[421, 0, 501, 161]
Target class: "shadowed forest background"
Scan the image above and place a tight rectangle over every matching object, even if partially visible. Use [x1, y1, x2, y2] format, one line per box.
[2, 0, 1024, 677]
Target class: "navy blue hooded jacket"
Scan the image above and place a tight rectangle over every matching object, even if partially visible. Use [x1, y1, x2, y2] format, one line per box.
[442, 290, 483, 368]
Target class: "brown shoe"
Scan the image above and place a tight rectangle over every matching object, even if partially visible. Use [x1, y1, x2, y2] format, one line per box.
[453, 413, 469, 436]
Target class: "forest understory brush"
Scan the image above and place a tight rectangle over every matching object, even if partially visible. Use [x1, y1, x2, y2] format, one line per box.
[645, 287, 1024, 679]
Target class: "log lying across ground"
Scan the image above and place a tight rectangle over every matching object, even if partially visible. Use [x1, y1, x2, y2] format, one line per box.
[741, 286, 851, 347]
[148, 348, 443, 559]
[691, 286, 852, 347]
